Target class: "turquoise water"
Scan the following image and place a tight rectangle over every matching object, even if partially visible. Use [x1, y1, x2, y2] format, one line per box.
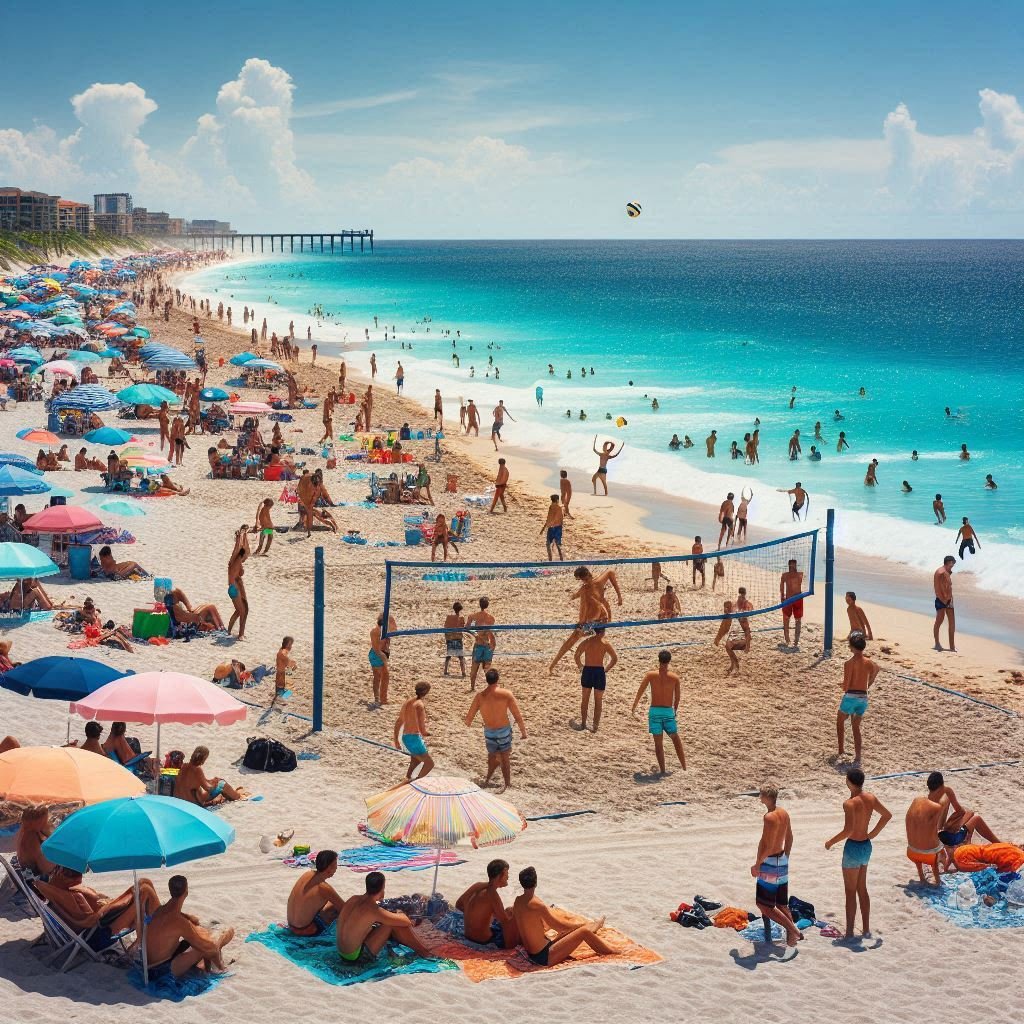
[190, 240, 1023, 596]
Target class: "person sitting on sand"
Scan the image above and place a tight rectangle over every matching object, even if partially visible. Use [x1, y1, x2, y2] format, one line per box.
[103, 721, 156, 776]
[174, 745, 248, 805]
[146, 875, 234, 978]
[927, 772, 1001, 867]
[158, 473, 190, 495]
[511, 866, 616, 967]
[15, 805, 54, 878]
[0, 734, 19, 753]
[8, 578, 57, 611]
[75, 448, 104, 472]
[98, 545, 148, 580]
[287, 850, 346, 936]
[78, 598, 135, 652]
[456, 858, 520, 948]
[336, 871, 432, 962]
[165, 587, 225, 631]
[77, 720, 106, 755]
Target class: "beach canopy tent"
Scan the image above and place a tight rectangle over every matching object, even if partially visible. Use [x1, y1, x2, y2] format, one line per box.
[116, 383, 178, 406]
[83, 427, 134, 446]
[0, 542, 59, 579]
[21, 504, 103, 534]
[0, 745, 144, 805]
[0, 465, 51, 497]
[50, 385, 124, 412]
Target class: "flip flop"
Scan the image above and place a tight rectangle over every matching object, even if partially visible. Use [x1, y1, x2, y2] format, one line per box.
[770, 946, 799, 962]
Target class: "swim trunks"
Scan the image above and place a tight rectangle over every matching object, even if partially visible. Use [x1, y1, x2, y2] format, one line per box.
[934, 598, 951, 612]
[527, 939, 553, 967]
[484, 725, 513, 754]
[907, 845, 942, 871]
[842, 838, 873, 870]
[290, 912, 330, 937]
[647, 705, 678, 736]
[339, 943, 374, 963]
[546, 525, 563, 546]
[147, 939, 192, 976]
[838, 692, 868, 717]
[792, 502, 803, 515]
[597, 466, 607, 475]
[693, 558, 706, 573]
[938, 826, 969, 848]
[401, 733, 428, 757]
[491, 422, 502, 437]
[445, 638, 465, 657]
[490, 921, 505, 947]
[368, 649, 386, 668]
[783, 599, 804, 620]
[209, 780, 226, 799]
[261, 527, 274, 537]
[755, 852, 789, 907]
[721, 516, 733, 531]
[228, 584, 239, 599]
[472, 643, 493, 664]
[581, 666, 607, 691]
[737, 517, 747, 529]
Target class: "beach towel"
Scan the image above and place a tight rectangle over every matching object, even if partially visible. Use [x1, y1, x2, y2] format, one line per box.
[903, 874, 1024, 930]
[739, 919, 786, 942]
[127, 964, 227, 1001]
[953, 843, 1024, 875]
[245, 923, 457, 986]
[422, 910, 662, 983]
[338, 843, 466, 874]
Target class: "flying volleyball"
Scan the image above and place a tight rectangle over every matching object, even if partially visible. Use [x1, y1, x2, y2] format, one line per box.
[626, 201, 641, 218]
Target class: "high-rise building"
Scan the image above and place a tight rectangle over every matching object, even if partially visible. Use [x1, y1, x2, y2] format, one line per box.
[94, 192, 133, 215]
[0, 187, 60, 231]
[57, 199, 95, 234]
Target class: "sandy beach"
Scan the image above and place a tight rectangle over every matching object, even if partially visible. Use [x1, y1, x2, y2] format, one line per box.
[2, 254, 1022, 1022]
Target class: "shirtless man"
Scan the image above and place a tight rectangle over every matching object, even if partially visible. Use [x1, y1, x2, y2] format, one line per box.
[394, 682, 434, 780]
[779, 559, 804, 649]
[824, 768, 892, 939]
[717, 492, 735, 548]
[905, 785, 949, 886]
[253, 498, 275, 555]
[705, 430, 717, 458]
[336, 872, 431, 962]
[559, 469, 574, 519]
[540, 494, 564, 560]
[80, 721, 106, 756]
[573, 628, 618, 732]
[491, 400, 515, 450]
[955, 517, 980, 560]
[631, 650, 686, 775]
[591, 438, 623, 495]
[788, 429, 802, 461]
[932, 556, 956, 652]
[466, 399, 480, 436]
[691, 537, 706, 588]
[548, 566, 622, 673]
[443, 602, 467, 677]
[845, 591, 873, 640]
[751, 784, 802, 955]
[512, 866, 615, 967]
[735, 488, 753, 543]
[933, 493, 946, 525]
[714, 599, 751, 674]
[433, 389, 443, 426]
[777, 482, 807, 521]
[658, 584, 681, 619]
[297, 470, 316, 537]
[158, 401, 170, 451]
[837, 632, 880, 763]
[463, 596, 498, 689]
[465, 668, 527, 791]
[490, 458, 510, 514]
[15, 805, 53, 877]
[456, 859, 520, 948]
[287, 850, 346, 936]
[275, 636, 295, 699]
[369, 615, 395, 705]
[369, 353, 377, 379]
[959, 443, 970, 461]
[928, 772, 1000, 867]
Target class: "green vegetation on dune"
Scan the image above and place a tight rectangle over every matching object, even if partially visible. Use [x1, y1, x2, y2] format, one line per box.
[0, 230, 151, 271]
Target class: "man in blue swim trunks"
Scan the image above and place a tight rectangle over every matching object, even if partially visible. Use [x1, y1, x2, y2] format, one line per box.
[287, 850, 347, 936]
[368, 613, 395, 706]
[466, 597, 497, 690]
[631, 650, 686, 775]
[540, 494, 565, 561]
[837, 632, 879, 763]
[465, 669, 527, 792]
[394, 682, 434, 780]
[573, 628, 618, 732]
[824, 768, 892, 940]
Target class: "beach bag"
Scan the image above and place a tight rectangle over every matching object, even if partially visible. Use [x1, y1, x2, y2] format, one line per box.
[788, 895, 815, 923]
[243, 737, 297, 773]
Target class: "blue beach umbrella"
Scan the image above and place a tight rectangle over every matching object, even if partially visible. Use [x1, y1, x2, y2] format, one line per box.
[99, 501, 146, 518]
[0, 542, 59, 580]
[64, 350, 103, 363]
[229, 351, 259, 366]
[50, 385, 124, 412]
[1, 656, 129, 702]
[9, 347, 44, 365]
[84, 426, 134, 445]
[244, 358, 284, 371]
[199, 387, 229, 402]
[117, 383, 178, 406]
[142, 351, 196, 370]
[0, 452, 43, 474]
[0, 465, 51, 497]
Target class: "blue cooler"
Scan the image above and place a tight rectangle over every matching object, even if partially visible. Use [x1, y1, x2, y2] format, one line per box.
[68, 544, 92, 580]
[404, 529, 421, 546]
[154, 577, 172, 603]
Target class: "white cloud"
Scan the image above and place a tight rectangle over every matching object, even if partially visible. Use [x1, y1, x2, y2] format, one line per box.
[293, 90, 419, 119]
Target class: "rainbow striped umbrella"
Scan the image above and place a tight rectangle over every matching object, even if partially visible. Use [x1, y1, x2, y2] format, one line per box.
[364, 776, 526, 894]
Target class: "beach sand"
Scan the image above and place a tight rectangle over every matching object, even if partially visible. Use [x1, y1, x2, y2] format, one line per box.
[1, 258, 1022, 1021]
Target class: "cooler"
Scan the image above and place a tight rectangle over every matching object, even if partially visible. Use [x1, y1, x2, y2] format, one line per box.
[67, 544, 91, 580]
[132, 608, 170, 639]
[404, 529, 422, 546]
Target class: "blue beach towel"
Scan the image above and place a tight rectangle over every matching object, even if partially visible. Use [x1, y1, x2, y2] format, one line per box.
[904, 872, 1024, 930]
[127, 965, 227, 1001]
[246, 923, 457, 986]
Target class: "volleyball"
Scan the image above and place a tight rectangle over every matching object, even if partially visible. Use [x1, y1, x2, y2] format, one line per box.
[615, 417, 628, 428]
[626, 202, 642, 218]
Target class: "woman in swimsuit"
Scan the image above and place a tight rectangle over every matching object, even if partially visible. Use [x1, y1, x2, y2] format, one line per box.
[227, 527, 249, 640]
[591, 437, 623, 495]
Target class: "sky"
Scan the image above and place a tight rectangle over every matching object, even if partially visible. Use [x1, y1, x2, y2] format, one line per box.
[1, 0, 1022, 237]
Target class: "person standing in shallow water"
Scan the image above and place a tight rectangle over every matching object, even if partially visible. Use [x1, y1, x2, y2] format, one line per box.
[591, 437, 623, 495]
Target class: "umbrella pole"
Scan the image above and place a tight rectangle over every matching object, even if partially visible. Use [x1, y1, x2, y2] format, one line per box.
[133, 869, 149, 985]
[156, 722, 161, 777]
[431, 846, 441, 898]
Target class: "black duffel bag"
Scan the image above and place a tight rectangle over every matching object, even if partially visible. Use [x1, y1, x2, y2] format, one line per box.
[242, 736, 297, 773]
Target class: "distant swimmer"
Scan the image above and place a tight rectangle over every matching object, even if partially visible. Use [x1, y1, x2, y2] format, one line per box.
[370, 353, 377, 378]
[864, 459, 879, 486]
[669, 434, 681, 450]
[706, 430, 718, 458]
[717, 492, 735, 548]
[548, 364, 554, 375]
[911, 450, 919, 461]
[933, 493, 946, 524]
[955, 517, 980, 560]
[651, 398, 659, 411]
[751, 428, 760, 463]
[730, 441, 741, 459]
[932, 556, 956, 653]
[780, 559, 804, 649]
[845, 592, 873, 641]
[814, 421, 824, 442]
[902, 480, 912, 493]
[744, 433, 756, 463]
[683, 435, 694, 448]
[985, 474, 997, 490]
[837, 431, 850, 454]
[834, 409, 845, 421]
[788, 430, 802, 460]
[808, 446, 821, 461]
[578, 410, 587, 421]
[777, 482, 808, 521]
[735, 488, 753, 543]
[591, 437, 623, 495]
[691, 536, 706, 588]
[535, 385, 543, 408]
[548, 566, 623, 674]
[944, 406, 961, 420]
[959, 443, 970, 461]
[714, 599, 750, 675]
[858, 387, 867, 396]
[789, 386, 797, 410]
[658, 585, 681, 619]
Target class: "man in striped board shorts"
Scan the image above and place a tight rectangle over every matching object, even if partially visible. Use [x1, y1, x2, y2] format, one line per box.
[751, 783, 803, 959]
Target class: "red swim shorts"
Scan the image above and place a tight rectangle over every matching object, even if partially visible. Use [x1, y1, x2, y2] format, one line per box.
[783, 599, 804, 620]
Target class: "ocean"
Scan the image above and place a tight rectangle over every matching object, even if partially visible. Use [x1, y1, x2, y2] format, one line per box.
[187, 240, 1024, 600]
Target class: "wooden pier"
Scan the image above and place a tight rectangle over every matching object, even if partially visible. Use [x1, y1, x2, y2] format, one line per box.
[186, 230, 373, 254]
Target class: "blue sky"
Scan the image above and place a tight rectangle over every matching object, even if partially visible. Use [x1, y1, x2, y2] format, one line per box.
[2, 0, 1022, 236]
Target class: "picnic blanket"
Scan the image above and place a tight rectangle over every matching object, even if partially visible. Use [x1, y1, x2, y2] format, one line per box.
[245, 922, 457, 986]
[426, 910, 662, 983]
[905, 870, 1024, 930]
[127, 964, 227, 1001]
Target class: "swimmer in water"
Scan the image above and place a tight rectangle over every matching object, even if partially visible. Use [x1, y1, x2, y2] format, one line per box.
[985, 474, 997, 490]
[933, 493, 946, 524]
[864, 459, 879, 486]
[911, 450, 919, 461]
[814, 421, 824, 442]
[837, 431, 850, 454]
[902, 480, 912, 493]
[809, 446, 821, 461]
[959, 443, 970, 461]
[834, 409, 845, 421]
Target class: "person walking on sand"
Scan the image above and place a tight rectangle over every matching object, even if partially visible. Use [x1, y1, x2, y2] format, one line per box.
[845, 591, 873, 640]
[466, 597, 497, 689]
[275, 636, 296, 699]
[955, 517, 980, 560]
[394, 362, 405, 394]
[777, 482, 808, 521]
[574, 628, 617, 732]
[932, 556, 956, 652]
[466, 399, 480, 436]
[824, 768, 892, 940]
[394, 682, 434, 781]
[369, 614, 395, 706]
[489, 458, 510, 514]
[443, 602, 467, 678]
[780, 559, 804, 649]
[751, 784, 802, 957]
[735, 488, 753, 543]
[559, 469, 574, 519]
[158, 401, 170, 451]
[540, 494, 564, 560]
[433, 389, 443, 425]
[465, 669, 527, 792]
[590, 437, 623, 495]
[491, 400, 515, 450]
[369, 353, 377, 379]
[837, 632, 879, 763]
[253, 498, 276, 556]
[631, 650, 686, 776]
[717, 492, 735, 548]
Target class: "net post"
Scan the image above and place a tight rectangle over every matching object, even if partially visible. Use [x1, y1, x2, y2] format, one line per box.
[824, 508, 835, 656]
[313, 546, 325, 732]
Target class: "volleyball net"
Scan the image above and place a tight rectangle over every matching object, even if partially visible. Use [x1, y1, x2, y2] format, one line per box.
[381, 529, 818, 639]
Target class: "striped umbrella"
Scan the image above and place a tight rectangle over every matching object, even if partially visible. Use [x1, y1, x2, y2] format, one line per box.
[365, 776, 526, 894]
[50, 385, 124, 412]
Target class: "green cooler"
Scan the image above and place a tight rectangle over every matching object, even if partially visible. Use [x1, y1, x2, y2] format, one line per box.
[132, 608, 170, 639]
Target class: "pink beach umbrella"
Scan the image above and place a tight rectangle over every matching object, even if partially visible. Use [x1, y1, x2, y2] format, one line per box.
[21, 504, 103, 534]
[230, 401, 274, 414]
[70, 671, 248, 766]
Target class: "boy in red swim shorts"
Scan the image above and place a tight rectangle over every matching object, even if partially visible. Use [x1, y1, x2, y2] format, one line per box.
[779, 559, 804, 649]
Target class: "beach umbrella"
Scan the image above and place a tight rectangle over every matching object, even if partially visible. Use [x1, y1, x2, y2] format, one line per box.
[9, 347, 43, 364]
[229, 352, 259, 366]
[0, 746, 144, 805]
[133, 327, 151, 340]
[244, 359, 284, 371]
[16, 428, 60, 445]
[99, 501, 147, 518]
[84, 426, 134, 446]
[142, 352, 197, 370]
[0, 542, 59, 580]
[64, 350, 103, 363]
[116, 383, 178, 406]
[364, 775, 527, 895]
[33, 360, 80, 378]
[0, 465, 51, 497]
[0, 452, 43, 474]
[50, 315, 82, 326]
[21, 504, 103, 535]
[230, 401, 273, 414]
[199, 387, 229, 403]
[1, 656, 129, 702]
[71, 670, 248, 768]
[50, 384, 124, 412]
[41, 795, 235, 983]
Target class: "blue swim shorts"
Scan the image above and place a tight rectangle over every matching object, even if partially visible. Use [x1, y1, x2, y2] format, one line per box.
[547, 525, 563, 545]
[401, 733, 428, 757]
[368, 649, 386, 668]
[472, 643, 493, 664]
[839, 693, 868, 717]
[842, 838, 873, 869]
[648, 706, 677, 736]
[484, 725, 513, 754]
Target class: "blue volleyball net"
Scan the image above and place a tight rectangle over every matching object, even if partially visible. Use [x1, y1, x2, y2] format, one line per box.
[381, 529, 817, 639]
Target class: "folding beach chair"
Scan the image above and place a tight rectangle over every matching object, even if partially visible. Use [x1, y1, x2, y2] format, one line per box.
[0, 853, 38, 917]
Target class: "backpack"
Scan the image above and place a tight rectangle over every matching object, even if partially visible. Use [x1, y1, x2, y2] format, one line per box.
[242, 736, 297, 773]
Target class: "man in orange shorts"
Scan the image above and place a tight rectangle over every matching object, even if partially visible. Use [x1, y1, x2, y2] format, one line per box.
[779, 559, 804, 649]
[905, 785, 948, 887]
